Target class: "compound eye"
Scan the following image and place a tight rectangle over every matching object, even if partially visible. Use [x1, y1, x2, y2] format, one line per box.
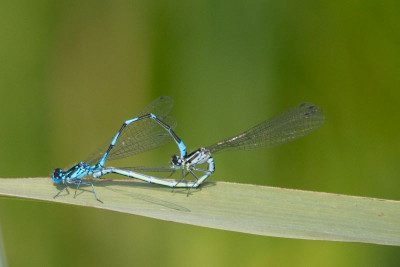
[171, 155, 181, 166]
[52, 168, 62, 179]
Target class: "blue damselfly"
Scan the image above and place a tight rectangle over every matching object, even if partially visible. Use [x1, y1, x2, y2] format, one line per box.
[52, 96, 186, 201]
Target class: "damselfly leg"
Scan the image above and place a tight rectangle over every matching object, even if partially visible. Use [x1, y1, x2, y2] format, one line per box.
[54, 185, 69, 199]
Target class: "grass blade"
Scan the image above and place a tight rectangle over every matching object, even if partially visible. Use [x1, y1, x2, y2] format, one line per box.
[0, 178, 399, 246]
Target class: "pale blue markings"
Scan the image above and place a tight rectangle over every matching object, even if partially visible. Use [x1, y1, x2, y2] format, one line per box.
[111, 131, 122, 146]
[125, 117, 139, 124]
[209, 158, 215, 173]
[98, 151, 109, 168]
[178, 141, 187, 158]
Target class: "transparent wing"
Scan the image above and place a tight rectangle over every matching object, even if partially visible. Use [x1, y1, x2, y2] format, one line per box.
[87, 116, 177, 165]
[207, 102, 324, 154]
[86, 96, 176, 165]
[107, 116, 177, 161]
[135, 95, 174, 117]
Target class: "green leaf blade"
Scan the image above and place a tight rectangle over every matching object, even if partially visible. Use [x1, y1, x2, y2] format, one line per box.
[0, 178, 399, 246]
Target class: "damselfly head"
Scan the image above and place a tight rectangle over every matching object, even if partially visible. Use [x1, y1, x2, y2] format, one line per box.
[170, 155, 183, 169]
[52, 168, 63, 183]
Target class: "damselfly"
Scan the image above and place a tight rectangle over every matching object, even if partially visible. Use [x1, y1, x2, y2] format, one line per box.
[51, 96, 187, 201]
[95, 102, 325, 188]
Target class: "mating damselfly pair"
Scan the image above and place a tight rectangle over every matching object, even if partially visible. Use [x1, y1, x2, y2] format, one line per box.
[52, 96, 324, 201]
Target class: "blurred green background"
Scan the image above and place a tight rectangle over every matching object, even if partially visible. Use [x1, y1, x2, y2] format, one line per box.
[0, 0, 400, 266]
